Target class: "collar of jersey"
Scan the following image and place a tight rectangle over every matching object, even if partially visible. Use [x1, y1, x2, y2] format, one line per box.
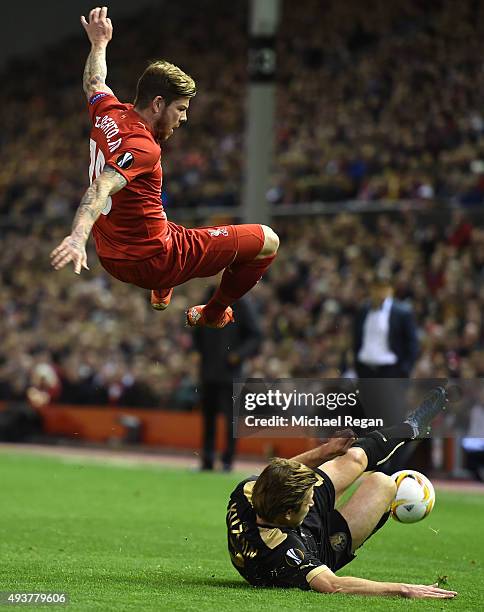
[128, 106, 156, 139]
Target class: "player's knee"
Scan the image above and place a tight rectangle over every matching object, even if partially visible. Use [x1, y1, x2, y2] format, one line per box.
[257, 225, 279, 258]
[367, 472, 397, 502]
[347, 446, 368, 471]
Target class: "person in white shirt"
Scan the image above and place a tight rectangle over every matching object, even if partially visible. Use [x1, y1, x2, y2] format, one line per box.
[354, 276, 418, 379]
[352, 275, 420, 473]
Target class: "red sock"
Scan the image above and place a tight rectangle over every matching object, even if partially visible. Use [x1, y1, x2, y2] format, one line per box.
[203, 255, 276, 322]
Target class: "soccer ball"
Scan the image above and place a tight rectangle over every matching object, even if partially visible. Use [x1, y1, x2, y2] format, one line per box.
[390, 470, 435, 523]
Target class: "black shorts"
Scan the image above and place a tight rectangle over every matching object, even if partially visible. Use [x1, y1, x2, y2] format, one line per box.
[303, 469, 355, 571]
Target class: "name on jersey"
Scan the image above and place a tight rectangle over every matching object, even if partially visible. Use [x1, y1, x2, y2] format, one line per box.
[227, 502, 258, 559]
[95, 114, 122, 153]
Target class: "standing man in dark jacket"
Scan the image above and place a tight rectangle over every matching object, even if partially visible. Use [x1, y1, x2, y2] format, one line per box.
[353, 275, 419, 472]
[193, 289, 262, 471]
[354, 276, 418, 379]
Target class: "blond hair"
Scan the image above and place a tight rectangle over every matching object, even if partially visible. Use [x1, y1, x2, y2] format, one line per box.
[252, 458, 317, 521]
[134, 60, 196, 108]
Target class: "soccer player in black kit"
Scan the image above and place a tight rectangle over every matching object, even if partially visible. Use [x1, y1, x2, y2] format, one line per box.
[226, 388, 457, 599]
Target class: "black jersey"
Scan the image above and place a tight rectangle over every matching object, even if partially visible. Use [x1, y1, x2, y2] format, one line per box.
[226, 467, 350, 590]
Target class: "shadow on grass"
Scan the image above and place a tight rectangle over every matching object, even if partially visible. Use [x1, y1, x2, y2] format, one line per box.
[68, 569, 253, 592]
[177, 577, 253, 590]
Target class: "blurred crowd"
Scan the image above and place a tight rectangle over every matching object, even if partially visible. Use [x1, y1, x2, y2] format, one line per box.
[273, 0, 484, 205]
[2, 0, 484, 220]
[1, 0, 484, 408]
[1, 209, 482, 408]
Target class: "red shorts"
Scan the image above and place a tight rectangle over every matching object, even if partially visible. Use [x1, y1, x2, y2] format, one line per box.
[98, 221, 264, 290]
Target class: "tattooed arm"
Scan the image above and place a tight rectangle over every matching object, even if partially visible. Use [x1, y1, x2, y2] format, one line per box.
[50, 167, 127, 274]
[81, 6, 114, 100]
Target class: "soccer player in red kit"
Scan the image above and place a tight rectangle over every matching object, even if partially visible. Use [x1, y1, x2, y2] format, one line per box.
[50, 6, 279, 328]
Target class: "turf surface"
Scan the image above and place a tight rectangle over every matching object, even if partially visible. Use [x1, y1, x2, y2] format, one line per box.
[0, 450, 482, 611]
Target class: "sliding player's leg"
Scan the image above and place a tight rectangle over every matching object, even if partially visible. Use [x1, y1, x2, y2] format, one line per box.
[321, 447, 368, 500]
[338, 472, 396, 552]
[323, 387, 448, 500]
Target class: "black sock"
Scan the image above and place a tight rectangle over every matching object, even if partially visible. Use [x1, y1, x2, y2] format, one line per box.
[352, 423, 414, 471]
[380, 423, 414, 439]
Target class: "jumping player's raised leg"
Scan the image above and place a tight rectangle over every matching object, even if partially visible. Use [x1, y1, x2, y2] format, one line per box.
[151, 287, 174, 310]
[255, 225, 281, 259]
[187, 224, 279, 328]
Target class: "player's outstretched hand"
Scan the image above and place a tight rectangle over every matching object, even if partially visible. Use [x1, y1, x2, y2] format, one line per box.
[401, 583, 457, 599]
[320, 429, 357, 458]
[81, 6, 113, 47]
[50, 236, 89, 275]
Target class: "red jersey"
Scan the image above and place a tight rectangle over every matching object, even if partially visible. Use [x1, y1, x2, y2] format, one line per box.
[87, 92, 169, 260]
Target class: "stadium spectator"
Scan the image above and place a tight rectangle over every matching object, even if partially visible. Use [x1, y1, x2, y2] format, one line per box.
[353, 274, 418, 379]
[353, 273, 420, 470]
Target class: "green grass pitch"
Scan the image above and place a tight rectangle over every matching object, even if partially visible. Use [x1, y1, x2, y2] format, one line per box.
[0, 451, 483, 611]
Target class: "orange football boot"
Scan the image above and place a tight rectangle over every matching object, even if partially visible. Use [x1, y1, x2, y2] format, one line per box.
[151, 288, 174, 311]
[186, 305, 235, 328]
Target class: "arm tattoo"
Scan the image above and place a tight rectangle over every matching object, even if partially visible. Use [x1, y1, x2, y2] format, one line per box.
[71, 183, 107, 243]
[71, 167, 127, 243]
[83, 46, 108, 96]
[103, 165, 128, 192]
